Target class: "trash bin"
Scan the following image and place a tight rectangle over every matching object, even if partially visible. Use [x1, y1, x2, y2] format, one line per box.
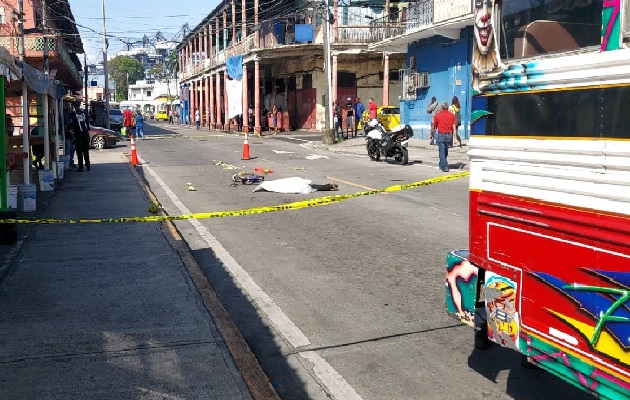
[38, 170, 55, 191]
[277, 112, 284, 132]
[56, 162, 65, 180]
[281, 111, 290, 132]
[18, 184, 37, 213]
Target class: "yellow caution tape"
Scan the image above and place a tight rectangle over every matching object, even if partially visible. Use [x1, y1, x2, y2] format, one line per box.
[1, 171, 468, 224]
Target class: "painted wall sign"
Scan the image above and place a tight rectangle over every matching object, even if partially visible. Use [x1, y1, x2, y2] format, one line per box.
[433, 0, 472, 23]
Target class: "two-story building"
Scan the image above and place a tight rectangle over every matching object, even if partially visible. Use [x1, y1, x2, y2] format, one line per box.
[176, 0, 407, 133]
[370, 0, 474, 140]
[127, 79, 178, 115]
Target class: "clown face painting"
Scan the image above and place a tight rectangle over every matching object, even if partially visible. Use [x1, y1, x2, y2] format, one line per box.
[473, 0, 500, 75]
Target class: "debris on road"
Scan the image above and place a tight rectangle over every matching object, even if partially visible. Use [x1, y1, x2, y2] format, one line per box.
[187, 182, 197, 191]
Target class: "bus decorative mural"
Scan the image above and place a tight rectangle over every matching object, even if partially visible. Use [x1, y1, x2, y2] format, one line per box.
[521, 333, 630, 398]
[485, 273, 519, 350]
[602, 0, 621, 51]
[445, 250, 478, 328]
[534, 270, 630, 368]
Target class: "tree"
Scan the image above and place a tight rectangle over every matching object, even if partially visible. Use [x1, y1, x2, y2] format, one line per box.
[108, 55, 145, 102]
[165, 51, 178, 79]
[147, 63, 166, 81]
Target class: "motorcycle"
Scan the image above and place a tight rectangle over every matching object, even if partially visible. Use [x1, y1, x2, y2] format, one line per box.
[365, 120, 413, 165]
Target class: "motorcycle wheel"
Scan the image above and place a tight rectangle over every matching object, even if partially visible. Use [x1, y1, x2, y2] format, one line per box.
[394, 146, 408, 165]
[367, 141, 381, 161]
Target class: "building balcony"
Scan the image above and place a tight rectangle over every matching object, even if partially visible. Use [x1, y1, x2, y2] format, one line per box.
[0, 34, 83, 89]
[369, 0, 473, 52]
[369, 0, 434, 42]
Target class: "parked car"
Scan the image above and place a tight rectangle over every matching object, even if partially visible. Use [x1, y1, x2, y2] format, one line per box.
[143, 110, 154, 120]
[90, 126, 122, 150]
[377, 106, 401, 131]
[109, 109, 123, 130]
[155, 110, 168, 121]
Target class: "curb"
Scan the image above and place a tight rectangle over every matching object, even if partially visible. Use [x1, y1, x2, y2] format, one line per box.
[125, 155, 280, 400]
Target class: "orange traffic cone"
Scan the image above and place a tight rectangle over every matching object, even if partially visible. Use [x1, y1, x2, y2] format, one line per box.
[241, 132, 251, 160]
[130, 136, 139, 166]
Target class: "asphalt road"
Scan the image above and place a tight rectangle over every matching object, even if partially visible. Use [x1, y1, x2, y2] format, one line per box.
[132, 120, 594, 400]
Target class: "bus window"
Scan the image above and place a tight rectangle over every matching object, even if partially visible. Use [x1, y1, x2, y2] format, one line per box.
[499, 0, 604, 60]
[484, 86, 630, 138]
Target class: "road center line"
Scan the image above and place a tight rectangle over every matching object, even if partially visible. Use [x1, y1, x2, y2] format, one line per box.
[326, 176, 388, 195]
[138, 155, 363, 400]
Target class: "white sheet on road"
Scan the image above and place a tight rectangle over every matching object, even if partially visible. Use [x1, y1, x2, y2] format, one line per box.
[253, 177, 317, 194]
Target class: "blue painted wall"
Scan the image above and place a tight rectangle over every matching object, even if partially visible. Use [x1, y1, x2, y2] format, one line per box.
[402, 29, 473, 140]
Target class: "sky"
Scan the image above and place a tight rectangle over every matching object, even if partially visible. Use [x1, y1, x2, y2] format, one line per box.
[68, 0, 221, 65]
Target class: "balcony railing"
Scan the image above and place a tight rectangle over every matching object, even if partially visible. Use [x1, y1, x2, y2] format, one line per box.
[407, 0, 434, 32]
[369, 0, 434, 41]
[337, 26, 380, 44]
[0, 35, 81, 85]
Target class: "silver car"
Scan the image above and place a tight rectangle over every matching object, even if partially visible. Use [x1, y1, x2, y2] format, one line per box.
[109, 109, 123, 130]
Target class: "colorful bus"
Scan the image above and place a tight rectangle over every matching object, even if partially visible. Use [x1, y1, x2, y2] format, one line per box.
[445, 0, 630, 398]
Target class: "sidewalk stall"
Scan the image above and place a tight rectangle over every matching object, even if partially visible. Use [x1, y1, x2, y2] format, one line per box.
[0, 46, 66, 234]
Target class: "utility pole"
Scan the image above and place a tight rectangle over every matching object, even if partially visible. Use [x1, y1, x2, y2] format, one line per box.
[102, 0, 110, 129]
[42, 1, 50, 171]
[17, 0, 30, 185]
[321, 0, 334, 145]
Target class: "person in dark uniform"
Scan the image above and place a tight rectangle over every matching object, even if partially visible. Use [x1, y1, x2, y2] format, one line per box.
[71, 101, 90, 172]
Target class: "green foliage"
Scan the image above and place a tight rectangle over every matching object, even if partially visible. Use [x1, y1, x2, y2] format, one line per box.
[165, 51, 178, 78]
[148, 64, 166, 80]
[108, 55, 145, 101]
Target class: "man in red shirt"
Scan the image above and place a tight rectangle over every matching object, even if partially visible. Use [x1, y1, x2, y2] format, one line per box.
[431, 101, 456, 172]
[122, 108, 134, 138]
[368, 97, 377, 120]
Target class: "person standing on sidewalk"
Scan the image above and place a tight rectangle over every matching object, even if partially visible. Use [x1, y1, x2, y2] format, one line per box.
[426, 97, 440, 145]
[135, 111, 144, 139]
[449, 96, 462, 148]
[271, 105, 279, 135]
[194, 109, 201, 130]
[354, 97, 365, 135]
[345, 97, 355, 138]
[71, 102, 90, 172]
[368, 97, 377, 120]
[432, 101, 456, 172]
[334, 101, 344, 141]
[123, 107, 134, 138]
[62, 102, 76, 167]
[168, 109, 173, 124]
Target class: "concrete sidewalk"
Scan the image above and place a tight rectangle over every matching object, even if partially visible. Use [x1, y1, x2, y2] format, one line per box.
[0, 150, 269, 399]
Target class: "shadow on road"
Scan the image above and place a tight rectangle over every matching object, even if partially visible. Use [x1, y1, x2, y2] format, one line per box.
[468, 345, 595, 400]
[133, 158, 312, 400]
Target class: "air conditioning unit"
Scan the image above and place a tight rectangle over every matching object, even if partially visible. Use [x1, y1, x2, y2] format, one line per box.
[416, 72, 430, 88]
